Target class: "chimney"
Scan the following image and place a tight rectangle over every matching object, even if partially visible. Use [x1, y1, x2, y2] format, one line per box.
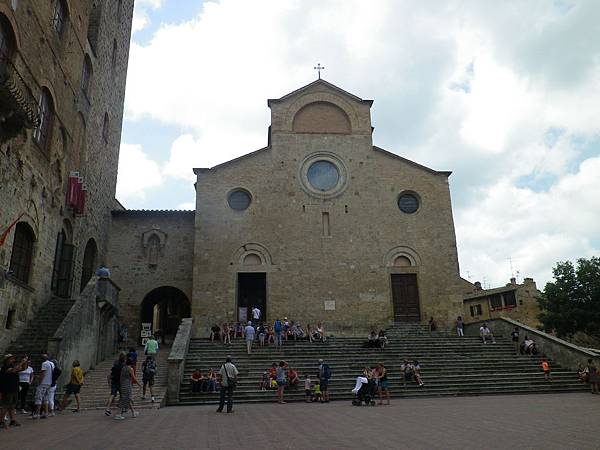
[510, 277, 517, 285]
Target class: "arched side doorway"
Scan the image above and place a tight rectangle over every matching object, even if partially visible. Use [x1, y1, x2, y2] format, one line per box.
[80, 238, 97, 292]
[140, 287, 191, 345]
[51, 220, 75, 298]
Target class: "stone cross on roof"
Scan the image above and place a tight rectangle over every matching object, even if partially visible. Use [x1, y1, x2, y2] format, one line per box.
[314, 63, 325, 79]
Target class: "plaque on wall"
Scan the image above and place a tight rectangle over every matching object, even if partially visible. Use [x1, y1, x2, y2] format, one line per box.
[324, 300, 336, 311]
[239, 307, 248, 322]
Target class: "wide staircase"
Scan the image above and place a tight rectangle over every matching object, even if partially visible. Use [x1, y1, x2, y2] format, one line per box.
[5, 296, 75, 369]
[76, 347, 170, 411]
[177, 323, 587, 405]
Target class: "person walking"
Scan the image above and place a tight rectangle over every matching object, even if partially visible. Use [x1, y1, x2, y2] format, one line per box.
[275, 361, 287, 404]
[114, 357, 140, 420]
[0, 354, 28, 428]
[17, 358, 34, 413]
[252, 305, 261, 326]
[588, 359, 599, 395]
[144, 335, 159, 357]
[105, 353, 125, 416]
[456, 316, 464, 337]
[216, 356, 238, 413]
[60, 360, 84, 412]
[245, 321, 256, 355]
[141, 355, 157, 402]
[32, 354, 54, 419]
[318, 359, 332, 403]
[510, 327, 520, 354]
[47, 358, 61, 416]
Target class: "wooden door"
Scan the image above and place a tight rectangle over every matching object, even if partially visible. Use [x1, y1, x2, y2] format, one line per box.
[391, 274, 421, 322]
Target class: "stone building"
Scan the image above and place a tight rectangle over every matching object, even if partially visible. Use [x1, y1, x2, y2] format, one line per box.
[462, 277, 541, 328]
[107, 80, 466, 341]
[0, 0, 134, 353]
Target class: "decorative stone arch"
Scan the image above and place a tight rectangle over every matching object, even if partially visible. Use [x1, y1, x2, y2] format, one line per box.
[231, 242, 273, 267]
[0, 5, 22, 52]
[384, 245, 421, 269]
[142, 228, 167, 267]
[284, 92, 360, 133]
[142, 228, 167, 249]
[22, 199, 40, 237]
[37, 79, 60, 119]
[292, 101, 351, 134]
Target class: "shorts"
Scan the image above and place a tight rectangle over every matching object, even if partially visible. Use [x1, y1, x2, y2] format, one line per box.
[379, 380, 389, 389]
[405, 373, 413, 381]
[0, 391, 18, 408]
[35, 384, 51, 405]
[110, 383, 120, 396]
[143, 377, 155, 386]
[277, 380, 287, 387]
[66, 383, 81, 395]
[320, 380, 329, 391]
[305, 389, 311, 396]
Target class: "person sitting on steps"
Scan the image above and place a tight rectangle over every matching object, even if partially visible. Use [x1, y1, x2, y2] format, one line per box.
[190, 369, 206, 393]
[479, 323, 496, 344]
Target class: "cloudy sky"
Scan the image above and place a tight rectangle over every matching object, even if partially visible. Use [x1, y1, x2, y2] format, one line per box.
[116, 0, 600, 289]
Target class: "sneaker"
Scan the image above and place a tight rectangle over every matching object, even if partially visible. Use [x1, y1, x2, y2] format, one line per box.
[48, 412, 55, 417]
[151, 396, 155, 403]
[21, 409, 28, 415]
[104, 409, 112, 416]
[114, 415, 125, 420]
[30, 414, 40, 420]
[131, 411, 139, 418]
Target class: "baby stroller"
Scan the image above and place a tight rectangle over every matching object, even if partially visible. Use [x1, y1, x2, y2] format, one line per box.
[351, 376, 377, 406]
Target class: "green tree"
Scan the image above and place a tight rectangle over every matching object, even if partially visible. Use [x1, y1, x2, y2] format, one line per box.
[538, 257, 600, 337]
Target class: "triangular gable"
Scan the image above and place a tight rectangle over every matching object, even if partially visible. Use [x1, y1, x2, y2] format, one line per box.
[372, 146, 452, 176]
[267, 79, 373, 107]
[193, 146, 270, 173]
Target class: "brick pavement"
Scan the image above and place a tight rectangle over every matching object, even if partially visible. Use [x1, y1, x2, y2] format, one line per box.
[1, 393, 598, 449]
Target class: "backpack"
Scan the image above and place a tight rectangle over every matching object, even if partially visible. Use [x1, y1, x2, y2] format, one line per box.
[144, 360, 156, 377]
[274, 320, 282, 332]
[50, 361, 62, 387]
[322, 364, 332, 379]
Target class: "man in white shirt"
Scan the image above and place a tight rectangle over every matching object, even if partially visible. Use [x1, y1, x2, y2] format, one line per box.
[216, 356, 239, 413]
[479, 323, 496, 344]
[251, 305, 261, 325]
[33, 354, 54, 419]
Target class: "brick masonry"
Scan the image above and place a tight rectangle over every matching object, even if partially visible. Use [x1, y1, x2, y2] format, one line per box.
[0, 0, 134, 353]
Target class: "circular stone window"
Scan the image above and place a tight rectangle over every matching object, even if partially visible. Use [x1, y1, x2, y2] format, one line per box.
[228, 189, 252, 211]
[299, 152, 348, 199]
[307, 161, 340, 191]
[398, 192, 420, 214]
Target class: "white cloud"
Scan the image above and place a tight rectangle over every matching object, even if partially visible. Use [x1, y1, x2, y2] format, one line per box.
[131, 0, 164, 34]
[121, 0, 600, 286]
[116, 143, 163, 202]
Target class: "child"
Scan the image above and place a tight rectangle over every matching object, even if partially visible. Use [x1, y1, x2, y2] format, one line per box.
[311, 380, 322, 402]
[304, 374, 312, 402]
[542, 359, 552, 381]
[142, 356, 157, 402]
[260, 372, 270, 391]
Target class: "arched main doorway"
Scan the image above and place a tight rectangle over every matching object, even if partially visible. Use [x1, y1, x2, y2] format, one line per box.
[140, 287, 191, 345]
[80, 238, 97, 292]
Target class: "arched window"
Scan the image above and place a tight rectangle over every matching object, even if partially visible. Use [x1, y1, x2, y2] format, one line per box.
[9, 222, 35, 284]
[52, 0, 68, 39]
[102, 112, 109, 142]
[77, 113, 86, 165]
[80, 238, 97, 292]
[0, 13, 16, 63]
[81, 54, 92, 96]
[33, 88, 54, 151]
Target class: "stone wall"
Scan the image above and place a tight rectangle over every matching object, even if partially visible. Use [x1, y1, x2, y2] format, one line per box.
[107, 211, 195, 344]
[48, 276, 120, 374]
[0, 0, 134, 354]
[192, 81, 464, 336]
[464, 317, 599, 371]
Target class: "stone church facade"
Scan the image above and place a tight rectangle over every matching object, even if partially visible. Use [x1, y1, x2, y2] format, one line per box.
[190, 80, 465, 335]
